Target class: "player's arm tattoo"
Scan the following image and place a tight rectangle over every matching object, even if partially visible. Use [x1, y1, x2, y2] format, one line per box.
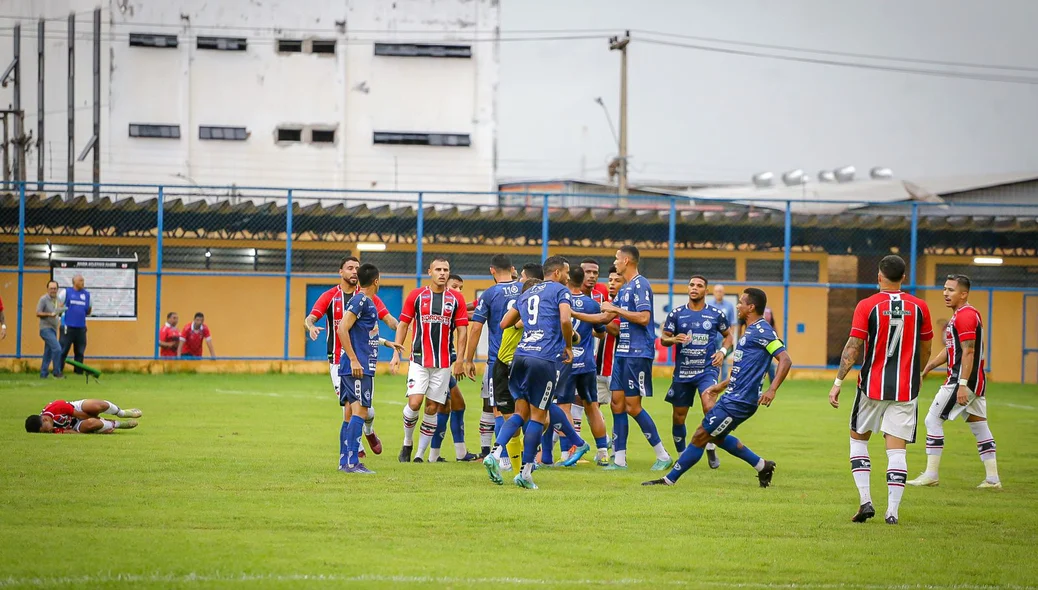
[836, 337, 864, 380]
[957, 339, 976, 383]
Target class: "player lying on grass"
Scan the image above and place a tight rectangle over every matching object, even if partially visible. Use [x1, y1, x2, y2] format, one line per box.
[25, 399, 141, 434]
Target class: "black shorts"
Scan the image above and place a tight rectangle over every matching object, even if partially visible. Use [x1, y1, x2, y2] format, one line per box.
[492, 359, 515, 415]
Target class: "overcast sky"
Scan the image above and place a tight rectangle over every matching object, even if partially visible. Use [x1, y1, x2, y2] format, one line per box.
[496, 0, 1038, 185]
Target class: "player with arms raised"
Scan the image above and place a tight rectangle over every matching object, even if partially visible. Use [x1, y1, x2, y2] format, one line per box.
[643, 288, 789, 488]
[829, 255, 933, 525]
[909, 274, 1001, 489]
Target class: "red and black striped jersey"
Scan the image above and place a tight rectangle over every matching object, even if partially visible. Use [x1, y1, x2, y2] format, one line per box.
[850, 290, 933, 402]
[309, 286, 388, 364]
[400, 287, 468, 368]
[944, 304, 986, 396]
[595, 316, 621, 378]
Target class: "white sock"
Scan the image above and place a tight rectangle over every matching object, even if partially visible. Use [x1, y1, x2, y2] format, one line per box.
[492, 444, 505, 460]
[560, 450, 571, 462]
[968, 420, 999, 482]
[705, 442, 717, 451]
[850, 438, 872, 504]
[429, 447, 441, 462]
[614, 450, 627, 467]
[923, 411, 944, 478]
[653, 442, 670, 461]
[753, 458, 765, 472]
[402, 406, 419, 446]
[455, 442, 467, 460]
[886, 449, 908, 518]
[104, 401, 124, 417]
[363, 407, 376, 436]
[416, 414, 437, 459]
[479, 412, 495, 448]
[570, 405, 584, 436]
[100, 419, 117, 433]
[521, 462, 534, 479]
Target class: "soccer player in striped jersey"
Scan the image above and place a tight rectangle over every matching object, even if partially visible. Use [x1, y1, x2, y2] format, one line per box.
[25, 399, 141, 434]
[594, 267, 623, 455]
[572, 246, 672, 471]
[829, 255, 933, 525]
[391, 257, 468, 463]
[336, 264, 406, 473]
[909, 274, 1001, 489]
[305, 256, 398, 458]
[580, 258, 610, 304]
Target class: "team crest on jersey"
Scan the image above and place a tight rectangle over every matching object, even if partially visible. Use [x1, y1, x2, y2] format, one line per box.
[702, 319, 712, 330]
[574, 298, 584, 308]
[739, 336, 747, 346]
[733, 350, 744, 362]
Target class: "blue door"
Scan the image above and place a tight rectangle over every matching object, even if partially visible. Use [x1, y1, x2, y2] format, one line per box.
[303, 284, 404, 361]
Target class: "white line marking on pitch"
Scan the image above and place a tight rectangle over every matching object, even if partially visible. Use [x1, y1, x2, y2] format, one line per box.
[0, 573, 1031, 589]
[1001, 402, 1035, 411]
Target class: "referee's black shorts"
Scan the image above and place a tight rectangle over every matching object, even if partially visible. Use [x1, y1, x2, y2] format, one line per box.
[492, 359, 514, 415]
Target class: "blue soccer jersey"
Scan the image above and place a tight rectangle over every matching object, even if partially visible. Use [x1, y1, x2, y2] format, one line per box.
[615, 274, 655, 359]
[663, 303, 731, 382]
[724, 318, 785, 405]
[515, 281, 572, 362]
[338, 293, 380, 377]
[472, 280, 522, 366]
[569, 293, 603, 374]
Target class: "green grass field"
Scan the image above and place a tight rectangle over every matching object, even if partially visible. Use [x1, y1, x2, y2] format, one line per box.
[1, 373, 1036, 589]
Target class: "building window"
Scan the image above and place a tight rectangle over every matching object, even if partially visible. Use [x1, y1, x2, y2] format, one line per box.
[276, 127, 303, 142]
[200, 126, 248, 141]
[129, 124, 181, 139]
[197, 36, 247, 51]
[310, 39, 337, 55]
[373, 132, 471, 147]
[277, 39, 303, 53]
[310, 129, 336, 144]
[745, 259, 821, 282]
[129, 33, 178, 48]
[374, 43, 472, 58]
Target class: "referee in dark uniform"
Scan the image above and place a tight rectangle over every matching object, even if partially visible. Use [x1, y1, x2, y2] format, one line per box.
[60, 274, 92, 374]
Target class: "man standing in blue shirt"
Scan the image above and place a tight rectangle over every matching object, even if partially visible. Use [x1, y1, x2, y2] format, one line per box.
[644, 288, 792, 488]
[661, 275, 734, 467]
[573, 245, 672, 471]
[60, 274, 91, 375]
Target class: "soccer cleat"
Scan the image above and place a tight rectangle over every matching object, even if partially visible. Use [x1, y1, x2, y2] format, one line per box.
[435, 457, 447, 463]
[706, 448, 720, 470]
[358, 449, 366, 459]
[757, 460, 777, 488]
[907, 473, 939, 487]
[116, 419, 138, 430]
[514, 474, 538, 490]
[456, 452, 480, 462]
[413, 457, 424, 463]
[595, 455, 611, 467]
[398, 444, 413, 463]
[642, 478, 673, 486]
[124, 408, 143, 419]
[561, 442, 591, 467]
[650, 458, 674, 471]
[977, 479, 1003, 489]
[483, 455, 504, 485]
[885, 515, 899, 525]
[602, 461, 628, 471]
[365, 432, 383, 455]
[499, 458, 514, 472]
[851, 502, 876, 523]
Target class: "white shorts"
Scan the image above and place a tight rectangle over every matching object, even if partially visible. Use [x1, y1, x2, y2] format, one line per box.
[929, 383, 986, 422]
[71, 400, 86, 414]
[406, 362, 451, 404]
[329, 363, 340, 394]
[849, 390, 917, 442]
[596, 375, 612, 405]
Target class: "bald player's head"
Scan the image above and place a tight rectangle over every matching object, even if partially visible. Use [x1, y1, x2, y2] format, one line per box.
[72, 274, 85, 290]
[713, 284, 725, 302]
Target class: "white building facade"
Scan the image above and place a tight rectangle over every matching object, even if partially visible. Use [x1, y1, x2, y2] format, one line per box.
[0, 0, 499, 201]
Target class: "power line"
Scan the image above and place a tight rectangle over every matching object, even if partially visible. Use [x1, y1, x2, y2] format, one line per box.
[0, 30, 603, 45]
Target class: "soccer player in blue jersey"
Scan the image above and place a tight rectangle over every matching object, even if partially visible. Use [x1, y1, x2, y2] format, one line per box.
[483, 256, 588, 489]
[661, 275, 734, 468]
[643, 288, 791, 488]
[336, 263, 406, 474]
[572, 246, 672, 471]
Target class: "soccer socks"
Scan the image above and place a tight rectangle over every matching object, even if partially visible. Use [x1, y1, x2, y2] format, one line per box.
[363, 407, 376, 436]
[549, 404, 585, 449]
[345, 415, 364, 466]
[886, 449, 908, 519]
[450, 409, 467, 459]
[429, 412, 449, 461]
[571, 404, 584, 440]
[339, 421, 349, 466]
[672, 423, 687, 453]
[632, 409, 669, 461]
[492, 414, 524, 459]
[849, 438, 872, 505]
[540, 427, 555, 464]
[717, 435, 763, 470]
[923, 411, 945, 478]
[98, 419, 117, 434]
[402, 406, 420, 446]
[103, 401, 124, 417]
[480, 411, 496, 451]
[612, 412, 629, 465]
[521, 420, 546, 474]
[665, 444, 705, 484]
[416, 413, 437, 460]
[969, 420, 1000, 482]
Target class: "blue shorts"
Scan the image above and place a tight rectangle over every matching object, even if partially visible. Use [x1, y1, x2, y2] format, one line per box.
[609, 356, 653, 397]
[701, 398, 756, 439]
[339, 374, 374, 408]
[554, 364, 576, 404]
[509, 355, 561, 411]
[665, 372, 718, 407]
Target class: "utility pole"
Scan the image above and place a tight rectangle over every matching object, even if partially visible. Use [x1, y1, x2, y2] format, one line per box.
[609, 31, 630, 203]
[12, 23, 24, 183]
[38, 19, 45, 191]
[67, 13, 75, 201]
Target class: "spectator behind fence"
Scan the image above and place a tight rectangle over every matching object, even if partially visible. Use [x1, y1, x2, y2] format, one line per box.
[711, 284, 738, 379]
[37, 280, 65, 378]
[159, 312, 182, 357]
[179, 312, 216, 359]
[60, 274, 91, 374]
